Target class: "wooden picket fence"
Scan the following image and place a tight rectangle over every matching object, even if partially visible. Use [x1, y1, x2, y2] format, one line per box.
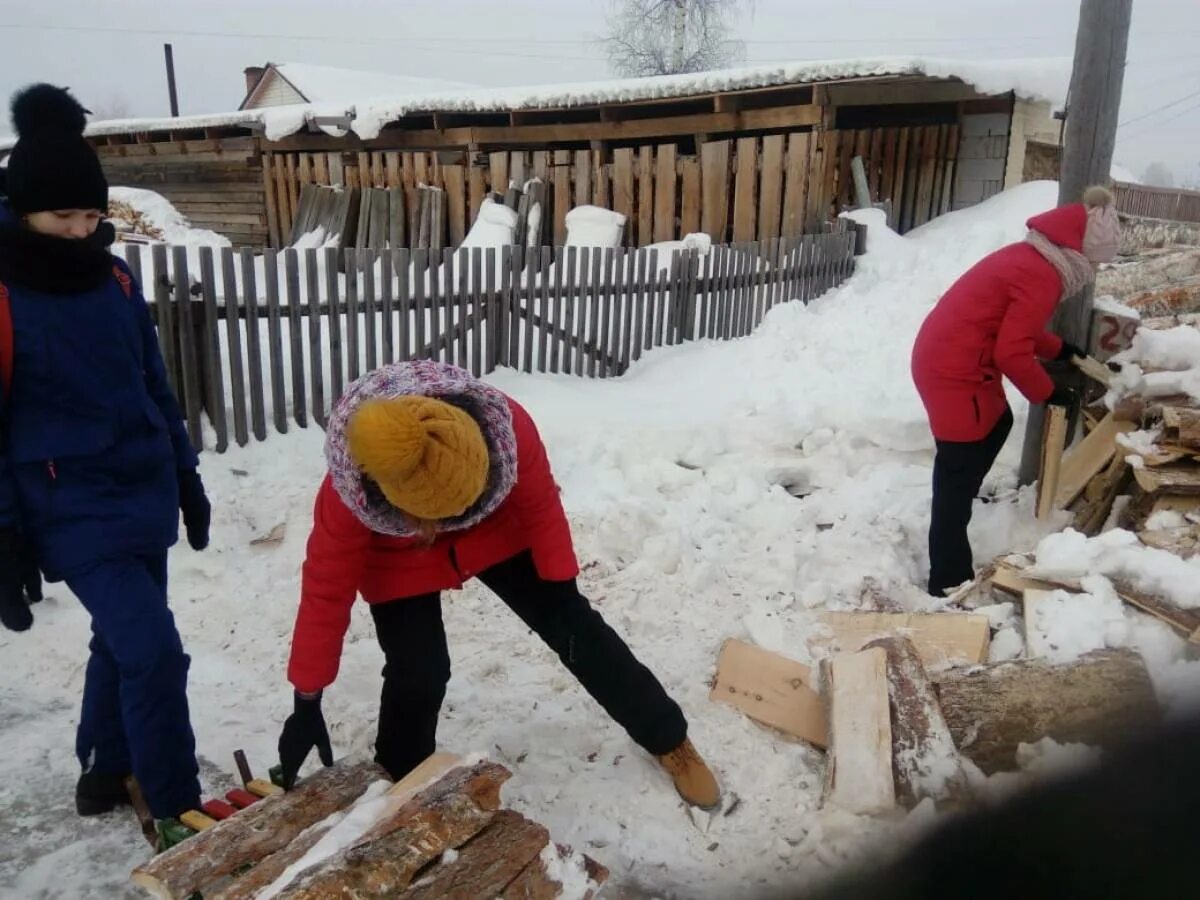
[1113, 181, 1200, 225]
[124, 227, 860, 453]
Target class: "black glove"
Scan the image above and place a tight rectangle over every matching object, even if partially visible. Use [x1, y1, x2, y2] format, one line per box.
[278, 692, 333, 790]
[177, 469, 211, 551]
[0, 528, 38, 632]
[1055, 341, 1086, 362]
[1046, 384, 1077, 407]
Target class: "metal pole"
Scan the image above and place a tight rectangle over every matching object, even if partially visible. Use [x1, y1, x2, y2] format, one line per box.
[164, 43, 180, 117]
[1016, 0, 1131, 485]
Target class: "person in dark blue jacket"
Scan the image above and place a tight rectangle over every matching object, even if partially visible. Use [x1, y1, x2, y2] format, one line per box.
[0, 84, 211, 828]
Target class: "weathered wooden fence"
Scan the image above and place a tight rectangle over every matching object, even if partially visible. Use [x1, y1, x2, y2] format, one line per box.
[263, 125, 955, 249]
[124, 227, 860, 453]
[1113, 181, 1200, 225]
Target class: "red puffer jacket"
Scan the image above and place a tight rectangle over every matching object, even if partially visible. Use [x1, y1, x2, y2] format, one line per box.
[288, 399, 579, 694]
[910, 204, 1088, 442]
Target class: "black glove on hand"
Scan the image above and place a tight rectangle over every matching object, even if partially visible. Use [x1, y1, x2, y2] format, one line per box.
[0, 528, 37, 632]
[1056, 340, 1087, 362]
[278, 692, 333, 790]
[177, 469, 211, 551]
[1046, 384, 1077, 407]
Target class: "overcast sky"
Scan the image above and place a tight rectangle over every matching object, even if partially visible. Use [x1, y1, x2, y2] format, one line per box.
[0, 0, 1195, 183]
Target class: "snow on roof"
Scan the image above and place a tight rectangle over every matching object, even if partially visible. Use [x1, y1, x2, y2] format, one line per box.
[271, 63, 475, 104]
[34, 55, 1068, 146]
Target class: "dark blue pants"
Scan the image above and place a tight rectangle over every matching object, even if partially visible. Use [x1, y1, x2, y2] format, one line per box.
[67, 553, 200, 819]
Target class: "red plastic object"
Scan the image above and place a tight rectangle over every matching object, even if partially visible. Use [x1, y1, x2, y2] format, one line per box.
[226, 789, 259, 809]
[201, 799, 238, 820]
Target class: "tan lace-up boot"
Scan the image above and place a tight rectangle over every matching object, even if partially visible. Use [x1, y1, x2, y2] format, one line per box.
[657, 738, 720, 810]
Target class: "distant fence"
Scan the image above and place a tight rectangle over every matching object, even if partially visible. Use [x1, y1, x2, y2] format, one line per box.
[1113, 181, 1200, 225]
[125, 226, 861, 453]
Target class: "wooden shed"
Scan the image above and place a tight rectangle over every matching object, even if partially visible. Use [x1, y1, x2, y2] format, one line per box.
[77, 59, 1065, 250]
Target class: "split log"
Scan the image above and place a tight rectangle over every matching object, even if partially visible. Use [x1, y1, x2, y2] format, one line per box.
[209, 754, 464, 900]
[274, 761, 511, 899]
[1108, 577, 1200, 643]
[1134, 464, 1200, 495]
[131, 760, 388, 900]
[399, 811, 550, 900]
[1071, 354, 1114, 387]
[812, 611, 990, 668]
[1071, 452, 1131, 535]
[862, 637, 968, 808]
[931, 649, 1160, 774]
[1055, 413, 1135, 508]
[1138, 525, 1200, 558]
[710, 639, 827, 747]
[1037, 405, 1068, 520]
[1150, 494, 1200, 519]
[992, 557, 1200, 641]
[1162, 407, 1200, 451]
[820, 648, 895, 814]
[501, 843, 608, 900]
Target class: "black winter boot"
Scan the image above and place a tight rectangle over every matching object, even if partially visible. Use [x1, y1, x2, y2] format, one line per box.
[75, 771, 132, 816]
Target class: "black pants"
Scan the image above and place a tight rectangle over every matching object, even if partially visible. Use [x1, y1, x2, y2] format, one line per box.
[369, 551, 688, 779]
[928, 407, 1013, 597]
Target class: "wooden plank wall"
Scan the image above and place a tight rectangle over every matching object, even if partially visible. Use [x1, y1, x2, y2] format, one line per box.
[96, 137, 268, 248]
[262, 124, 959, 248]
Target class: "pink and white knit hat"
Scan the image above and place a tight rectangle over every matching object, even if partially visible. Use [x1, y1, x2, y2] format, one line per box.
[1082, 185, 1121, 264]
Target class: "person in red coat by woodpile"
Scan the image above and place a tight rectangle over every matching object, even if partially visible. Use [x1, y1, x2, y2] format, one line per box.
[276, 360, 720, 810]
[912, 186, 1121, 596]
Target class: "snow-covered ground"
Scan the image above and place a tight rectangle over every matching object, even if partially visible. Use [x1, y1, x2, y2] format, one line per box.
[4, 181, 1200, 899]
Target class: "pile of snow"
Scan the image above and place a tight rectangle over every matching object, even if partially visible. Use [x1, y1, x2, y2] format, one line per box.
[1031, 529, 1200, 611]
[9, 179, 1200, 899]
[461, 197, 518, 249]
[1107, 325, 1200, 406]
[109, 187, 229, 249]
[565, 205, 626, 248]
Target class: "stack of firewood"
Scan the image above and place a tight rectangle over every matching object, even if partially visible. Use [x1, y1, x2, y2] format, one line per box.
[130, 754, 606, 899]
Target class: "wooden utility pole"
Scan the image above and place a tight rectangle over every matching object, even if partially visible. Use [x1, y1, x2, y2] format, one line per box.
[1017, 0, 1131, 485]
[164, 43, 180, 117]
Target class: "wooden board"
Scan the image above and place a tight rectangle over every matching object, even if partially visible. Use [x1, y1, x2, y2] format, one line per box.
[820, 648, 895, 815]
[1134, 464, 1200, 495]
[709, 639, 827, 747]
[781, 132, 810, 238]
[700, 140, 731, 242]
[1072, 354, 1113, 386]
[1037, 404, 1069, 519]
[637, 145, 654, 247]
[810, 611, 990, 668]
[612, 148, 635, 240]
[757, 134, 784, 243]
[443, 165, 467, 246]
[680, 156, 701, 237]
[653, 144, 677, 244]
[732, 137, 758, 242]
[1054, 413, 1136, 508]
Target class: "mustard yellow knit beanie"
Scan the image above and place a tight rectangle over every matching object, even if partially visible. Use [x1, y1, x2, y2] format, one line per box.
[345, 396, 489, 521]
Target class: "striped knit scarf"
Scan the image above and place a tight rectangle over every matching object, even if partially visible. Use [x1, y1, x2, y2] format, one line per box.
[1025, 229, 1095, 302]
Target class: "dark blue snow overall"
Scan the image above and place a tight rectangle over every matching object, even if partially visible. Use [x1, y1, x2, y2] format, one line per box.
[0, 210, 201, 818]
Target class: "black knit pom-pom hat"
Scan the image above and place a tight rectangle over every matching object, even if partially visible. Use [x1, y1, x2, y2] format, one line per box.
[4, 84, 108, 215]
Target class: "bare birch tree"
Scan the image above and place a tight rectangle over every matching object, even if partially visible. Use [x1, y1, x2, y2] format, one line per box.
[603, 0, 750, 77]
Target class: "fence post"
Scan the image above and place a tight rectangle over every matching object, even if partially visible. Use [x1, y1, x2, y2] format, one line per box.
[171, 246, 204, 452]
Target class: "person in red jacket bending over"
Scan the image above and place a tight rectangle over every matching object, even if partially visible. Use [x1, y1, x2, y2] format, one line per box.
[277, 360, 720, 809]
[912, 186, 1121, 596]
